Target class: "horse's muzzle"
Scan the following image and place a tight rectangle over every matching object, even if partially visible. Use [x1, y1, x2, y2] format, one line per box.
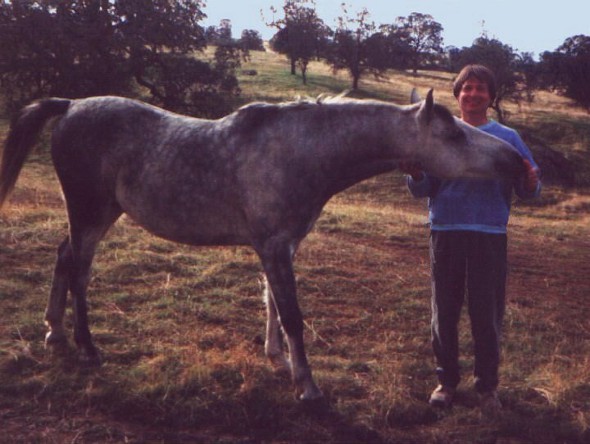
[494, 149, 526, 180]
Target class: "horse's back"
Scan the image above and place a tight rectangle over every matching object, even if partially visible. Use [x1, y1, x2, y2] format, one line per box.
[52, 96, 171, 148]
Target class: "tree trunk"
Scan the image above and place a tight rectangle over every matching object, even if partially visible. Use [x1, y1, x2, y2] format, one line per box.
[492, 99, 505, 124]
[299, 60, 308, 85]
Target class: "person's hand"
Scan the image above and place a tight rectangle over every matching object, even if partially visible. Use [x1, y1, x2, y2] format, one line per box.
[399, 160, 424, 181]
[523, 159, 540, 192]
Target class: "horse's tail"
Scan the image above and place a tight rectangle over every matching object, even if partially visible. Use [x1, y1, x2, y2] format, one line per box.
[0, 98, 71, 209]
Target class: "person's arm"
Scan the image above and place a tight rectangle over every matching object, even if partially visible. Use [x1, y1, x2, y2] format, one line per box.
[514, 144, 541, 199]
[521, 159, 541, 195]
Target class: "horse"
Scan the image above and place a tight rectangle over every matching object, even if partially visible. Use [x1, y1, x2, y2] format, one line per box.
[0, 90, 524, 401]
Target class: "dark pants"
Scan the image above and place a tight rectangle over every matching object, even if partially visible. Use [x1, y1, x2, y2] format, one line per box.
[429, 230, 507, 393]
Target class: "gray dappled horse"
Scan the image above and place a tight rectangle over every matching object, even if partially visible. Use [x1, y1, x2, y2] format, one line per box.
[0, 91, 524, 400]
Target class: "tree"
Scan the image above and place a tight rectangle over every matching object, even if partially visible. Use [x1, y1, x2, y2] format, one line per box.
[327, 5, 379, 90]
[372, 24, 414, 70]
[539, 35, 590, 111]
[268, 0, 330, 84]
[514, 52, 540, 106]
[205, 19, 233, 45]
[394, 12, 444, 73]
[0, 0, 240, 117]
[239, 29, 265, 52]
[0, 0, 126, 105]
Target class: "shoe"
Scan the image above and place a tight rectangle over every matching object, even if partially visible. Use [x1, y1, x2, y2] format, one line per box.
[479, 390, 502, 420]
[429, 385, 455, 408]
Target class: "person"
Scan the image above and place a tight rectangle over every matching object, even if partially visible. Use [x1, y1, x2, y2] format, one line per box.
[400, 64, 541, 418]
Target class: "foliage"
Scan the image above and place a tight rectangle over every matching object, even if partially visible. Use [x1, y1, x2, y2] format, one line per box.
[327, 12, 444, 82]
[515, 52, 541, 104]
[205, 18, 233, 45]
[268, 0, 331, 85]
[539, 34, 590, 111]
[325, 5, 379, 90]
[267, 6, 444, 90]
[370, 25, 413, 71]
[239, 29, 265, 53]
[0, 0, 240, 117]
[393, 12, 444, 73]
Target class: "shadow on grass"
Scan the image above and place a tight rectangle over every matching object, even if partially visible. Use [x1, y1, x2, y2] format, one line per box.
[0, 348, 387, 443]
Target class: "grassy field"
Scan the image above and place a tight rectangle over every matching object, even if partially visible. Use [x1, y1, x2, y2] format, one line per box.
[1, 49, 589, 443]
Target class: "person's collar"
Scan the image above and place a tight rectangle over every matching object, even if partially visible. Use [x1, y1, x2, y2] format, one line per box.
[477, 119, 496, 130]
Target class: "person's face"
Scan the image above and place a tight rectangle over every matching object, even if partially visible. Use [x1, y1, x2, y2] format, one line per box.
[457, 76, 492, 119]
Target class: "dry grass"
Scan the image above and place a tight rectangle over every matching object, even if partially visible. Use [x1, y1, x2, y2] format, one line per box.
[1, 50, 589, 443]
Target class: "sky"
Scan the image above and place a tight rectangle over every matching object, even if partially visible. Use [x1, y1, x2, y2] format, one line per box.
[202, 0, 589, 59]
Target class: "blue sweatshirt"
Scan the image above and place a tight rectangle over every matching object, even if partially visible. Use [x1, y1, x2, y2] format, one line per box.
[407, 120, 541, 234]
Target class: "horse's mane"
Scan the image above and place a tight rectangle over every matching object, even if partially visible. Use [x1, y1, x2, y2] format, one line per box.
[230, 92, 411, 133]
[231, 93, 351, 132]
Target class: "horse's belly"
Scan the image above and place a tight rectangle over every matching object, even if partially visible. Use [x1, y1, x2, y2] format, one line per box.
[120, 195, 251, 247]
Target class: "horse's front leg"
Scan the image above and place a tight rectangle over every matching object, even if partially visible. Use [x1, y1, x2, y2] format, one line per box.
[44, 237, 72, 352]
[258, 241, 323, 401]
[262, 275, 290, 375]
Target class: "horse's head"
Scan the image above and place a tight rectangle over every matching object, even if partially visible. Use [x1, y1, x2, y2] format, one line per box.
[406, 89, 524, 181]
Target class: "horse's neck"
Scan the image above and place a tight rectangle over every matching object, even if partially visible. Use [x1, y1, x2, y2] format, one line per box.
[322, 111, 401, 195]
[327, 157, 396, 196]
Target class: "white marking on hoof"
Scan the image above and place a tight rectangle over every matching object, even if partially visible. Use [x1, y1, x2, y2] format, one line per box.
[294, 372, 323, 401]
[45, 330, 68, 350]
[299, 382, 324, 401]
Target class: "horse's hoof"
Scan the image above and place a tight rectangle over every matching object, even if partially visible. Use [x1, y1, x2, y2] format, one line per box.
[80, 355, 102, 367]
[45, 331, 69, 354]
[298, 392, 329, 416]
[297, 384, 324, 402]
[79, 348, 102, 367]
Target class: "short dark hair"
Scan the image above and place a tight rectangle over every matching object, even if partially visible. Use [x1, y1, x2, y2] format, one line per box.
[453, 64, 497, 103]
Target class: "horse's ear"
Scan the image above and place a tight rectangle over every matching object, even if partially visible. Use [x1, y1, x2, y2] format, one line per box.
[416, 89, 434, 124]
[410, 88, 421, 104]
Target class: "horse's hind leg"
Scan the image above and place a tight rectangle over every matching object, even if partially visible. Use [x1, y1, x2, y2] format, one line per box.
[45, 183, 122, 364]
[45, 223, 114, 365]
[44, 237, 73, 352]
[68, 231, 101, 364]
[67, 212, 120, 365]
